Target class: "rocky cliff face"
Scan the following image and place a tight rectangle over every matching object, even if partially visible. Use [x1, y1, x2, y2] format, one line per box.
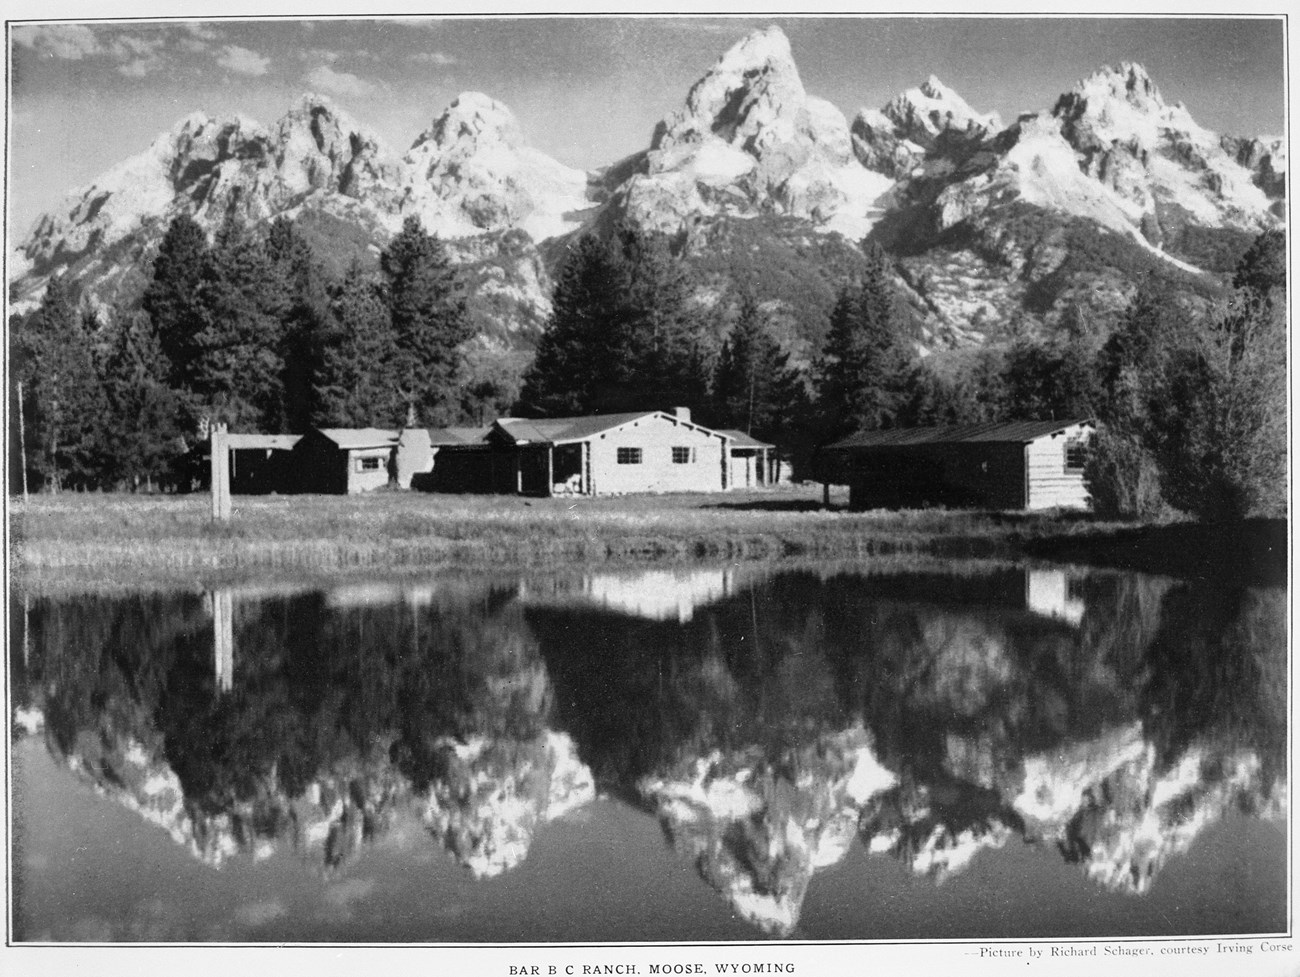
[10, 28, 1286, 352]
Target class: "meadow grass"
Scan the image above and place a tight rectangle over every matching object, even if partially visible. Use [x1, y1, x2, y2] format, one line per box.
[9, 484, 1143, 589]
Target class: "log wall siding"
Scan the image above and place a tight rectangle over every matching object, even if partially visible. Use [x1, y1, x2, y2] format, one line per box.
[1025, 424, 1092, 511]
[848, 443, 1025, 510]
[588, 416, 727, 495]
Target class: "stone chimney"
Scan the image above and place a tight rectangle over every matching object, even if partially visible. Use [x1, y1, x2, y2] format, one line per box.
[673, 406, 691, 423]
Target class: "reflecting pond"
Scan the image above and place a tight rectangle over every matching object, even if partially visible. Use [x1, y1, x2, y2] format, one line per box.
[9, 562, 1288, 942]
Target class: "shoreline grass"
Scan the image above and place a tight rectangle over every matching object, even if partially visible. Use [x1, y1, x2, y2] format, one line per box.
[8, 486, 1286, 591]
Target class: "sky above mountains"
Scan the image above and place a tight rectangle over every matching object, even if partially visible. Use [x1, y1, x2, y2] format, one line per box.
[8, 15, 1285, 238]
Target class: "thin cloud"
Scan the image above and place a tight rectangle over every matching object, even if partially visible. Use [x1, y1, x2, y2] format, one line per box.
[411, 51, 458, 66]
[301, 48, 341, 64]
[218, 44, 271, 77]
[12, 24, 101, 60]
[119, 58, 160, 78]
[305, 65, 383, 98]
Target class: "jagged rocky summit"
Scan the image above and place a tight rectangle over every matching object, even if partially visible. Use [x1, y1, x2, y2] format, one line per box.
[11, 26, 1286, 350]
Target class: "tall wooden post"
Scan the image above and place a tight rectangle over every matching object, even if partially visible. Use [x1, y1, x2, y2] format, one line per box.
[210, 422, 231, 521]
[16, 380, 28, 502]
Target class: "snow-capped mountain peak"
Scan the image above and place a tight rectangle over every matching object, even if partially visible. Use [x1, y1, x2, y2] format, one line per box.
[400, 91, 592, 242]
[883, 74, 1004, 142]
[619, 25, 892, 240]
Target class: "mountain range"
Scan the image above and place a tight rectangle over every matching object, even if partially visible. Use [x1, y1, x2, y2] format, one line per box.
[10, 25, 1286, 361]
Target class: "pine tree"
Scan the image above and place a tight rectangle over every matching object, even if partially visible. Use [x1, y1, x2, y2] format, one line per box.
[189, 215, 291, 430]
[268, 216, 333, 432]
[815, 244, 914, 437]
[381, 216, 472, 425]
[14, 278, 109, 490]
[518, 224, 710, 417]
[99, 311, 186, 490]
[518, 234, 624, 415]
[143, 214, 209, 391]
[710, 294, 806, 438]
[315, 264, 404, 427]
[603, 224, 710, 414]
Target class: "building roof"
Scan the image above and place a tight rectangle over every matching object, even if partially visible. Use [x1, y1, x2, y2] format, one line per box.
[494, 411, 715, 445]
[426, 426, 492, 446]
[826, 419, 1093, 451]
[718, 429, 775, 449]
[225, 434, 301, 450]
[315, 428, 399, 450]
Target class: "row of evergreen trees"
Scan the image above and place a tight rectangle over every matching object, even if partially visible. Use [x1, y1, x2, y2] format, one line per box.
[10, 205, 1285, 520]
[12, 213, 474, 492]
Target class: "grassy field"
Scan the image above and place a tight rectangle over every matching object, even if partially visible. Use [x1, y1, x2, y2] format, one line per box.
[9, 485, 1284, 589]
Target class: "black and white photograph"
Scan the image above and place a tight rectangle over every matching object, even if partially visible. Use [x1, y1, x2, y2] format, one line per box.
[3, 4, 1294, 974]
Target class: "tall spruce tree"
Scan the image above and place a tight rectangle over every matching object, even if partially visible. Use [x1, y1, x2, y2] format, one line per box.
[710, 294, 806, 437]
[518, 234, 625, 415]
[14, 278, 109, 490]
[268, 216, 332, 432]
[187, 215, 292, 430]
[815, 244, 914, 437]
[381, 216, 472, 425]
[99, 311, 185, 490]
[143, 213, 209, 392]
[603, 224, 710, 413]
[518, 224, 709, 416]
[315, 264, 404, 427]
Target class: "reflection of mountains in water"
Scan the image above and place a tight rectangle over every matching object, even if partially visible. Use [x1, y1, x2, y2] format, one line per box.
[13, 566, 1287, 936]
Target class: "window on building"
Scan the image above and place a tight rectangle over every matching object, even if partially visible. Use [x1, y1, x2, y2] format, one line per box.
[356, 456, 383, 472]
[672, 447, 694, 464]
[1064, 439, 1088, 472]
[617, 447, 642, 465]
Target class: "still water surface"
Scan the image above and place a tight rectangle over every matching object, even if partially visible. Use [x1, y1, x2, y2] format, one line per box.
[10, 562, 1287, 942]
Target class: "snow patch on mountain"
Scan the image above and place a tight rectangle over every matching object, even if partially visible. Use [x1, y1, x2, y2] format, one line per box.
[401, 92, 592, 242]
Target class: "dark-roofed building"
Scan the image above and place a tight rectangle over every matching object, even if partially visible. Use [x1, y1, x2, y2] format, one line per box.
[818, 419, 1095, 511]
[396, 425, 492, 489]
[291, 428, 399, 494]
[717, 430, 777, 487]
[225, 433, 301, 494]
[426, 408, 736, 496]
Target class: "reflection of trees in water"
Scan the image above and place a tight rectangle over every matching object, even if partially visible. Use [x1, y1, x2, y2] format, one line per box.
[21, 586, 587, 874]
[15, 566, 1287, 924]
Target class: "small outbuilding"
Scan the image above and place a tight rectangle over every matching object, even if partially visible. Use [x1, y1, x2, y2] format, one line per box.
[400, 425, 493, 490]
[819, 419, 1095, 511]
[225, 433, 302, 494]
[291, 428, 399, 494]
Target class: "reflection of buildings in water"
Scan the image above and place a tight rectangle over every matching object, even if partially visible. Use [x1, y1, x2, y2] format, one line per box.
[322, 583, 441, 608]
[638, 726, 896, 936]
[519, 567, 758, 623]
[1024, 568, 1087, 625]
